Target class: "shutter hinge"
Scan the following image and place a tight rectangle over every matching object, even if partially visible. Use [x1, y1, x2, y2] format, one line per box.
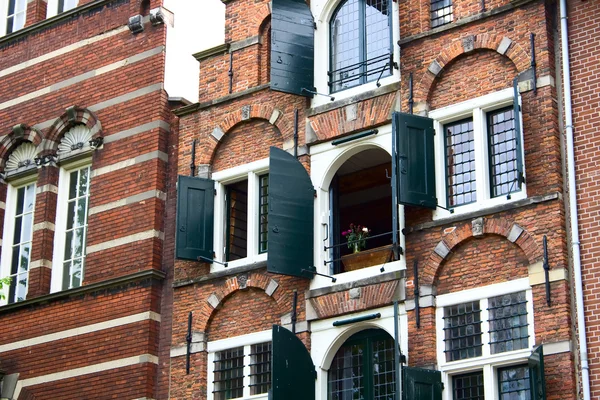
[313, 21, 317, 30]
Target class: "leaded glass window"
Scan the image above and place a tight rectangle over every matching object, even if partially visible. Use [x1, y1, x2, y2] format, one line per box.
[328, 329, 396, 400]
[445, 118, 476, 207]
[453, 371, 484, 400]
[431, 0, 452, 28]
[214, 347, 245, 400]
[443, 301, 482, 362]
[498, 365, 530, 400]
[258, 174, 269, 254]
[6, 0, 26, 34]
[488, 291, 529, 354]
[488, 107, 519, 198]
[226, 179, 248, 261]
[6, 183, 35, 303]
[249, 342, 271, 395]
[329, 0, 392, 92]
[62, 166, 90, 290]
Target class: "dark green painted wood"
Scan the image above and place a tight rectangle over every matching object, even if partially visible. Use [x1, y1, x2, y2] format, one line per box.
[513, 85, 525, 189]
[271, 0, 315, 97]
[393, 112, 437, 209]
[403, 367, 443, 400]
[267, 147, 315, 278]
[271, 325, 316, 400]
[529, 345, 546, 400]
[175, 175, 215, 261]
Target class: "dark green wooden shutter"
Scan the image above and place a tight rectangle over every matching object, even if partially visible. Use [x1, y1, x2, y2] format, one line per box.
[403, 367, 443, 400]
[175, 175, 215, 261]
[393, 112, 437, 209]
[513, 85, 525, 189]
[271, 0, 315, 97]
[271, 325, 316, 400]
[267, 147, 315, 278]
[529, 346, 546, 400]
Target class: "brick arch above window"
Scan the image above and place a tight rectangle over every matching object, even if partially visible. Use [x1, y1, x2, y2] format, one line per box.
[419, 218, 542, 286]
[43, 106, 103, 156]
[0, 124, 43, 172]
[413, 34, 531, 107]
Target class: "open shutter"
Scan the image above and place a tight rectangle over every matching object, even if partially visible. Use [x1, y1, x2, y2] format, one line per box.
[271, 325, 316, 400]
[271, 0, 315, 97]
[403, 367, 443, 400]
[513, 83, 525, 189]
[267, 147, 315, 278]
[529, 346, 546, 400]
[175, 175, 215, 261]
[393, 112, 437, 209]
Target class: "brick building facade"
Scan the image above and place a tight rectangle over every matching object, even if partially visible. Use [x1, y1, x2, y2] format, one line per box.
[169, 0, 579, 400]
[0, 0, 181, 398]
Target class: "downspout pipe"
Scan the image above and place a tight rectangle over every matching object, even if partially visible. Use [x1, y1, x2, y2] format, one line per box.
[559, 0, 591, 398]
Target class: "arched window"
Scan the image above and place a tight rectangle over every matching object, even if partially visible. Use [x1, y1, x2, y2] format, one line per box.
[328, 329, 396, 399]
[329, 0, 392, 92]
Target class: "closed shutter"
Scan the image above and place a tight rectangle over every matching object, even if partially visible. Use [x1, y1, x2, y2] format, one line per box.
[393, 112, 437, 209]
[267, 147, 315, 278]
[271, 0, 315, 97]
[175, 175, 215, 261]
[529, 345, 546, 400]
[403, 366, 443, 400]
[271, 325, 316, 400]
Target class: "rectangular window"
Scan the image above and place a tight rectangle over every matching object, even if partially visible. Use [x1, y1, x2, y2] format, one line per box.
[445, 118, 476, 207]
[498, 365, 530, 399]
[5, 0, 26, 34]
[443, 301, 482, 362]
[62, 166, 91, 290]
[209, 339, 272, 400]
[258, 174, 269, 254]
[430, 0, 453, 28]
[487, 107, 518, 198]
[226, 180, 248, 261]
[453, 371, 484, 400]
[488, 291, 529, 354]
[4, 183, 35, 304]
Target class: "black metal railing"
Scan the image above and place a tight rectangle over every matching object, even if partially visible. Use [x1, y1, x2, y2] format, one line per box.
[328, 53, 394, 92]
[323, 230, 398, 267]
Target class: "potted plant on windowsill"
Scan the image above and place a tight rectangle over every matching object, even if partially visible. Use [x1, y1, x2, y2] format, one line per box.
[341, 224, 393, 272]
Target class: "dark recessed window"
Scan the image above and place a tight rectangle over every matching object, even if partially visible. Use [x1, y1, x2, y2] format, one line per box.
[443, 301, 482, 362]
[445, 118, 476, 208]
[453, 371, 484, 400]
[213, 347, 244, 400]
[488, 107, 518, 199]
[488, 291, 529, 354]
[498, 365, 531, 400]
[431, 0, 453, 28]
[329, 0, 392, 92]
[226, 180, 248, 261]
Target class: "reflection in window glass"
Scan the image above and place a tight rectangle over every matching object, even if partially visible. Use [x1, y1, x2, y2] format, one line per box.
[62, 166, 90, 290]
[498, 365, 530, 400]
[7, 183, 35, 303]
[443, 301, 482, 362]
[453, 371, 484, 400]
[488, 107, 518, 198]
[445, 118, 476, 207]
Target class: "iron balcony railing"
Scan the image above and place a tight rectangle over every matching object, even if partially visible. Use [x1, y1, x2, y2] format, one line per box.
[328, 53, 394, 92]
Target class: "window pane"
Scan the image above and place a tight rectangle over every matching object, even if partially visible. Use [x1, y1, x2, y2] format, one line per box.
[453, 371, 484, 400]
[214, 347, 244, 400]
[69, 170, 78, 200]
[365, 0, 391, 83]
[259, 174, 269, 254]
[431, 0, 453, 28]
[488, 291, 529, 353]
[329, 342, 365, 399]
[445, 118, 476, 207]
[488, 107, 519, 198]
[226, 180, 248, 261]
[16, 186, 24, 215]
[330, 0, 361, 91]
[498, 365, 530, 400]
[443, 301, 482, 361]
[250, 342, 272, 395]
[372, 337, 396, 399]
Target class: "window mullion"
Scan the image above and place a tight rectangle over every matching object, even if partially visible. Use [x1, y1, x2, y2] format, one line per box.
[483, 363, 496, 400]
[481, 298, 490, 358]
[359, 0, 366, 85]
[243, 345, 251, 398]
[472, 108, 487, 204]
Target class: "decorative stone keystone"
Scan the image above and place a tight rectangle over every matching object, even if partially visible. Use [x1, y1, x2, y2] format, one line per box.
[472, 217, 484, 236]
[462, 35, 475, 53]
[241, 105, 251, 120]
[237, 274, 248, 289]
[345, 104, 358, 121]
[349, 287, 361, 299]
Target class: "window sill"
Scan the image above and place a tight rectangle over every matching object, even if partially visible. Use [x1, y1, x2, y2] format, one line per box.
[310, 260, 405, 293]
[211, 253, 268, 274]
[406, 192, 560, 233]
[432, 190, 527, 221]
[439, 347, 533, 372]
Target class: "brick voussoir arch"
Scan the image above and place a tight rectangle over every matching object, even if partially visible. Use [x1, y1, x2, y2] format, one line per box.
[0, 124, 44, 170]
[415, 33, 531, 105]
[44, 106, 103, 156]
[422, 218, 542, 286]
[251, 3, 271, 33]
[196, 271, 284, 333]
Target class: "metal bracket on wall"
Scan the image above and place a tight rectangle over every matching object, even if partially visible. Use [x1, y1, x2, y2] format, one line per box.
[543, 235, 551, 306]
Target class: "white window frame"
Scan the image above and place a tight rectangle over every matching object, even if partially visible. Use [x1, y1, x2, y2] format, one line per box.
[430, 88, 526, 220]
[46, 0, 77, 18]
[212, 158, 269, 272]
[206, 329, 272, 400]
[0, 0, 26, 37]
[309, 124, 405, 290]
[0, 174, 37, 305]
[51, 157, 91, 293]
[435, 279, 535, 400]
[310, 0, 400, 108]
